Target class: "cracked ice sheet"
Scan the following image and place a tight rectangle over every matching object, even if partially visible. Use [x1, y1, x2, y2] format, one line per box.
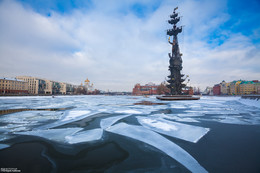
[0, 96, 69, 110]
[115, 110, 143, 114]
[0, 111, 66, 134]
[0, 111, 63, 124]
[131, 103, 168, 110]
[106, 123, 208, 173]
[113, 104, 165, 115]
[137, 116, 209, 143]
[61, 110, 91, 121]
[218, 116, 252, 125]
[65, 128, 103, 144]
[15, 128, 83, 143]
[0, 111, 64, 136]
[36, 110, 96, 130]
[0, 135, 12, 142]
[203, 115, 260, 125]
[237, 98, 260, 109]
[5, 124, 30, 132]
[150, 114, 199, 123]
[96, 107, 141, 114]
[170, 104, 188, 109]
[100, 115, 131, 129]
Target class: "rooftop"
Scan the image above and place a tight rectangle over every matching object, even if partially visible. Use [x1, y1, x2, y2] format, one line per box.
[0, 77, 26, 82]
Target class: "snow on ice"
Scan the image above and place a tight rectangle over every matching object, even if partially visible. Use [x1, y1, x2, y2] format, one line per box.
[100, 115, 131, 129]
[65, 128, 103, 144]
[238, 98, 260, 109]
[137, 116, 209, 143]
[115, 110, 142, 114]
[36, 110, 96, 130]
[61, 110, 91, 122]
[15, 128, 83, 143]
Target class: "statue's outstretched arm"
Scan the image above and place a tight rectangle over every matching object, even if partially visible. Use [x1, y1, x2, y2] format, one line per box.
[168, 37, 173, 45]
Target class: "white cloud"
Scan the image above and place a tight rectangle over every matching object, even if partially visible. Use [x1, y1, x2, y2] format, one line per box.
[0, 0, 259, 91]
[182, 33, 260, 88]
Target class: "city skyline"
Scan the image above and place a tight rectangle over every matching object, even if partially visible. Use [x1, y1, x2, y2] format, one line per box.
[0, 0, 260, 92]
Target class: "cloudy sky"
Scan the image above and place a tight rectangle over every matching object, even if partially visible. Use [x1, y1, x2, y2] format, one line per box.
[0, 0, 259, 91]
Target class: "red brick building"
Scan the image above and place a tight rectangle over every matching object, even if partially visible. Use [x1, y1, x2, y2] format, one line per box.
[133, 83, 195, 96]
[132, 83, 158, 95]
[213, 84, 221, 95]
[183, 87, 194, 95]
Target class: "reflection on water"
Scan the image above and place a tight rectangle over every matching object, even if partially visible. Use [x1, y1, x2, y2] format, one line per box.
[0, 107, 76, 116]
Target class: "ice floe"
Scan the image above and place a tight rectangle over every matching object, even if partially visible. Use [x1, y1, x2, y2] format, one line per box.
[15, 128, 83, 143]
[218, 116, 251, 125]
[0, 144, 10, 150]
[203, 114, 260, 125]
[100, 115, 131, 129]
[137, 116, 209, 143]
[36, 110, 96, 129]
[170, 104, 188, 109]
[0, 96, 73, 110]
[0, 111, 63, 124]
[61, 110, 91, 122]
[0, 135, 12, 142]
[151, 113, 200, 123]
[0, 111, 65, 133]
[115, 110, 142, 114]
[65, 128, 103, 144]
[106, 123, 208, 173]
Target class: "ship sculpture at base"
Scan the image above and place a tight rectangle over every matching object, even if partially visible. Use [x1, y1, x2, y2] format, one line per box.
[157, 7, 200, 101]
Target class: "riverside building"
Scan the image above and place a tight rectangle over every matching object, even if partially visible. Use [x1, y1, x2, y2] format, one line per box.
[0, 77, 28, 94]
[238, 81, 256, 95]
[16, 76, 46, 94]
[213, 80, 260, 95]
[16, 76, 74, 95]
[132, 83, 158, 95]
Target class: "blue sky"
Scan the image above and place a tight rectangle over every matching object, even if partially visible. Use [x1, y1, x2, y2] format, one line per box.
[0, 0, 260, 91]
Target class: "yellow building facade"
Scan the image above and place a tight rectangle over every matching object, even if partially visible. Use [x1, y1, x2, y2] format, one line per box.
[16, 76, 43, 94]
[0, 77, 28, 94]
[227, 80, 259, 95]
[238, 82, 256, 95]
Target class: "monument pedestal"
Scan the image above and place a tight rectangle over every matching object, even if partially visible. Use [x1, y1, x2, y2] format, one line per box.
[156, 95, 200, 101]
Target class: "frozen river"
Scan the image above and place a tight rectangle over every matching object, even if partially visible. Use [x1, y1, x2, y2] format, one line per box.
[0, 95, 260, 172]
